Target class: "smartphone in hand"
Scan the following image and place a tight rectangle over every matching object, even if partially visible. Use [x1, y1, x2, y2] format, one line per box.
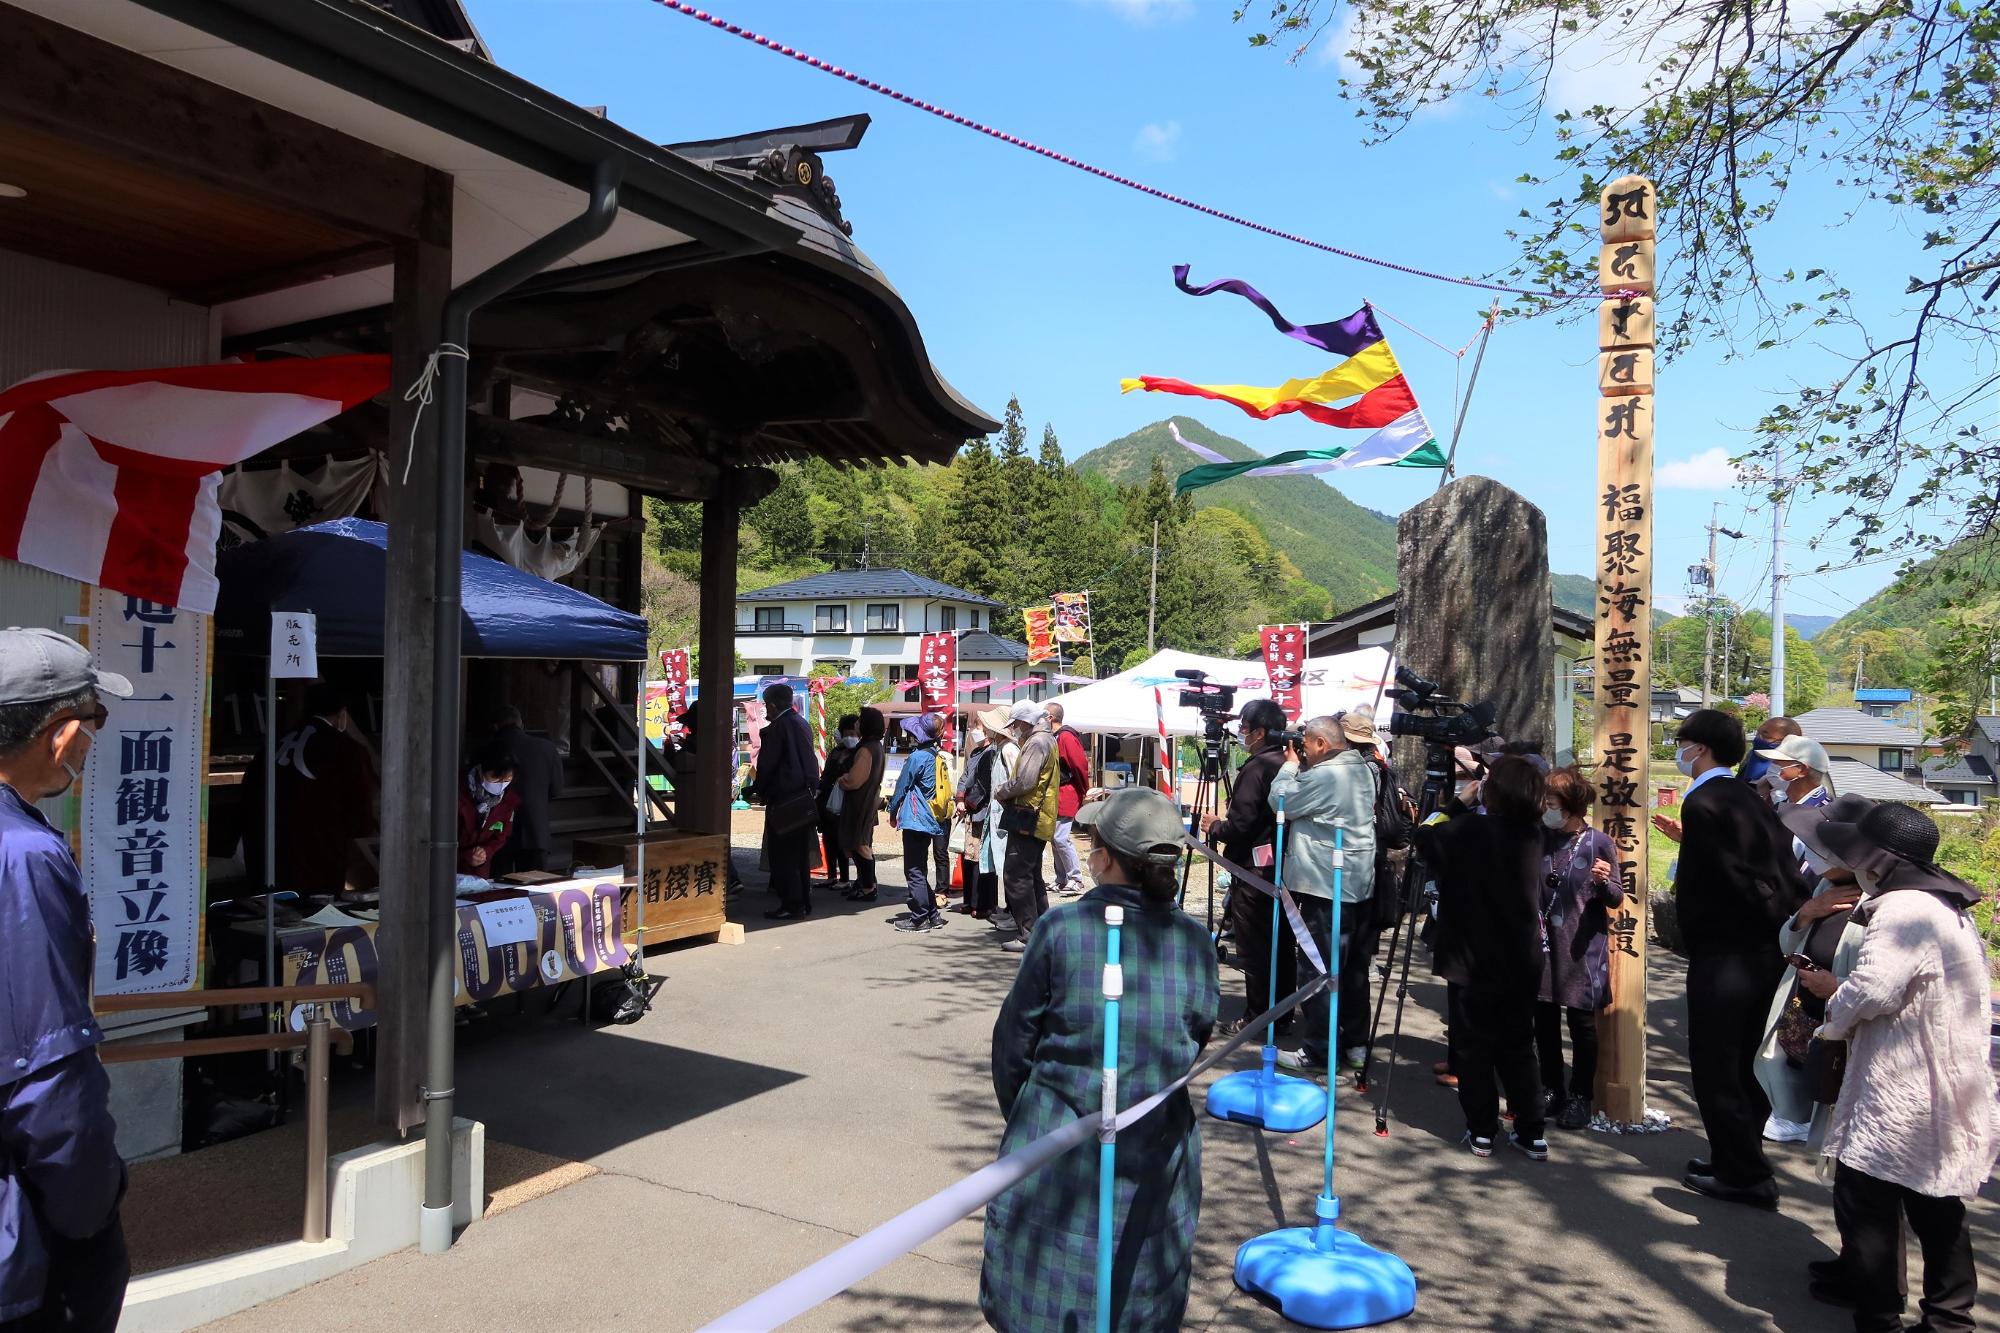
[1785, 952, 1819, 972]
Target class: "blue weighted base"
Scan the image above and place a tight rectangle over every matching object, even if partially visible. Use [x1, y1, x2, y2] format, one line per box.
[1235, 1208, 1417, 1330]
[1204, 1048, 1327, 1134]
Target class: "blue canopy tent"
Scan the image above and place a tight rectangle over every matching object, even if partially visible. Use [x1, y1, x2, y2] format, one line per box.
[214, 518, 647, 660]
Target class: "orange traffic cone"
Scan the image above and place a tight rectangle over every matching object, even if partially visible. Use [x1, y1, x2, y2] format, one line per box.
[951, 855, 964, 890]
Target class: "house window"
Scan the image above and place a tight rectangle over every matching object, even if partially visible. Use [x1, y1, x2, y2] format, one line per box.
[965, 669, 991, 704]
[1878, 748, 1907, 771]
[753, 607, 787, 631]
[753, 664, 784, 677]
[815, 604, 848, 633]
[865, 604, 900, 632]
[1944, 788, 1977, 806]
[938, 605, 957, 631]
[970, 609, 981, 629]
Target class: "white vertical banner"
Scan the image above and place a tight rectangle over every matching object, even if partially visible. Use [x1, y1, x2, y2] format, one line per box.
[81, 588, 208, 994]
[270, 610, 318, 678]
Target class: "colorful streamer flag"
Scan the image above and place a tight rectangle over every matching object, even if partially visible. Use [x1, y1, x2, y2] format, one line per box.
[1260, 625, 1309, 723]
[1024, 607, 1057, 665]
[0, 355, 391, 611]
[1051, 591, 1090, 644]
[1126, 268, 1445, 492]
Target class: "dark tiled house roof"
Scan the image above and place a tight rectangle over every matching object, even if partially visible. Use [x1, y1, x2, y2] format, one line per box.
[738, 569, 1004, 607]
[1795, 708, 1924, 747]
[1923, 754, 1996, 786]
[957, 631, 1029, 663]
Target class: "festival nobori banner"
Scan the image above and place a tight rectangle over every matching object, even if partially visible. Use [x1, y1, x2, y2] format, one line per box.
[78, 588, 211, 994]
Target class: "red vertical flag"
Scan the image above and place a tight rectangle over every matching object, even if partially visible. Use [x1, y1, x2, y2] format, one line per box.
[1260, 624, 1308, 723]
[660, 648, 691, 737]
[917, 632, 958, 751]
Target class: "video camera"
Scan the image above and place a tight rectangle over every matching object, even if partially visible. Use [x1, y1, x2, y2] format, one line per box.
[1385, 666, 1499, 749]
[1174, 668, 1237, 717]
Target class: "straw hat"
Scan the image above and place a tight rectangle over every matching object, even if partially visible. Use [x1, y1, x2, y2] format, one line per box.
[975, 704, 1012, 741]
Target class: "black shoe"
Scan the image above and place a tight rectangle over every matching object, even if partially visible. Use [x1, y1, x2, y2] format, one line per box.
[1807, 1280, 1857, 1311]
[763, 906, 808, 921]
[1557, 1095, 1592, 1131]
[1686, 1158, 1712, 1177]
[894, 912, 945, 933]
[1681, 1172, 1779, 1210]
[1806, 1259, 1845, 1285]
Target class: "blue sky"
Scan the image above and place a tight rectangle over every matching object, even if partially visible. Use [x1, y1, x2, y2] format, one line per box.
[466, 0, 1945, 629]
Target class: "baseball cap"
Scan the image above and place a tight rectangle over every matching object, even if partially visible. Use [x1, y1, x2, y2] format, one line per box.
[1073, 787, 1186, 866]
[1753, 733, 1830, 771]
[0, 627, 133, 708]
[1007, 700, 1046, 727]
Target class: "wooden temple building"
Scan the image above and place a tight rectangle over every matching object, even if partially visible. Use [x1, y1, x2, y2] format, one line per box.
[0, 0, 994, 1229]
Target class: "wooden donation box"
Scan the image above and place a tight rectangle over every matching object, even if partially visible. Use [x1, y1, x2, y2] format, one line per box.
[569, 830, 731, 947]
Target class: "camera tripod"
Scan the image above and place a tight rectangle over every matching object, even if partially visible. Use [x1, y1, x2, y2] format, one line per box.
[1176, 718, 1236, 943]
[1356, 736, 1457, 1136]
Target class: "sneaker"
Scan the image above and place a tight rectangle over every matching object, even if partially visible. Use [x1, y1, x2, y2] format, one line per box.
[1000, 938, 1027, 954]
[1511, 1132, 1550, 1161]
[1557, 1094, 1592, 1132]
[1274, 1049, 1326, 1074]
[894, 912, 945, 933]
[1763, 1115, 1812, 1144]
[1462, 1133, 1494, 1158]
[1339, 1046, 1368, 1070]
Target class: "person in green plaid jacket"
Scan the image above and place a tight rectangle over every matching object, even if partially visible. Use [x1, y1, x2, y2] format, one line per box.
[981, 788, 1220, 1332]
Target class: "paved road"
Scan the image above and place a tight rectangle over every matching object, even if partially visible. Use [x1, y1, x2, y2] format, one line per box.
[207, 846, 2000, 1330]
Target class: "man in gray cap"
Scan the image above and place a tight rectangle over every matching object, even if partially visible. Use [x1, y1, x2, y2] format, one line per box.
[0, 627, 132, 1331]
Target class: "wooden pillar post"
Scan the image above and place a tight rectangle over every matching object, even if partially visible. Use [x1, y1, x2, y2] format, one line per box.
[686, 482, 741, 836]
[375, 171, 452, 1134]
[1593, 173, 1658, 1125]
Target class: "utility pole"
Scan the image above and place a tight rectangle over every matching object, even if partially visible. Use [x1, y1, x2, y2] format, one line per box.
[1770, 462, 1788, 715]
[1721, 610, 1734, 699]
[1146, 519, 1159, 653]
[1854, 641, 1866, 696]
[1700, 502, 1721, 707]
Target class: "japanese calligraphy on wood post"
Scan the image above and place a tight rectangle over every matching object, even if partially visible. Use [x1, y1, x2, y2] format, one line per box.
[1594, 174, 1656, 1124]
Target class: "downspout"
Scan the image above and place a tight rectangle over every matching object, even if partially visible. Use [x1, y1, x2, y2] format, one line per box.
[422, 159, 621, 1255]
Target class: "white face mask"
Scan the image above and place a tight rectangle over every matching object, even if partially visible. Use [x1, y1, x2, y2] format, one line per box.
[1675, 745, 1699, 778]
[841, 736, 860, 749]
[482, 779, 510, 798]
[1541, 808, 1567, 830]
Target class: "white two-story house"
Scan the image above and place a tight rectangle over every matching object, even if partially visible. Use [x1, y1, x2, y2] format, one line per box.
[736, 569, 1043, 706]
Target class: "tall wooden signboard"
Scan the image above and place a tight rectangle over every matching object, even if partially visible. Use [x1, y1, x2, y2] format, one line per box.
[1594, 174, 1657, 1124]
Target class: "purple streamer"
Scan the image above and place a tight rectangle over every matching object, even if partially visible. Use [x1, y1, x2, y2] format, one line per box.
[1173, 264, 1383, 357]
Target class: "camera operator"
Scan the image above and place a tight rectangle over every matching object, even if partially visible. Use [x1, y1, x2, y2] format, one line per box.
[1416, 755, 1553, 1161]
[1203, 699, 1293, 1035]
[1269, 715, 1376, 1075]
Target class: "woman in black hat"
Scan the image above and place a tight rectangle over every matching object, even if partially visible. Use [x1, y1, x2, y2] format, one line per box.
[1792, 803, 1998, 1332]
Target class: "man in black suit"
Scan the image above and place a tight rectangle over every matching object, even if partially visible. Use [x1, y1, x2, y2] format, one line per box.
[495, 705, 564, 874]
[755, 683, 821, 921]
[1205, 699, 1292, 1034]
[1655, 709, 1809, 1208]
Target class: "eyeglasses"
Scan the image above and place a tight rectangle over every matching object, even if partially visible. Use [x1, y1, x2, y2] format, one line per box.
[61, 704, 110, 732]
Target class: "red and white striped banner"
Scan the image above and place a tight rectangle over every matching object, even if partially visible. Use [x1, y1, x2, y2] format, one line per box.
[0, 356, 389, 611]
[1153, 687, 1176, 798]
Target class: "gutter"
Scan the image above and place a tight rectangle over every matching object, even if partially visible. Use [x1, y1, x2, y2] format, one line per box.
[419, 159, 622, 1256]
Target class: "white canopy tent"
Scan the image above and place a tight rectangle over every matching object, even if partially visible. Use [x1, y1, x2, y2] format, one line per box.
[1048, 647, 1397, 737]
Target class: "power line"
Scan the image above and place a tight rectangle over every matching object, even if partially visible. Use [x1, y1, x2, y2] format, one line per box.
[651, 0, 1604, 302]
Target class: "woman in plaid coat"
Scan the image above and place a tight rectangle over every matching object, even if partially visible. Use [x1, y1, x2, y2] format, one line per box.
[982, 789, 1220, 1332]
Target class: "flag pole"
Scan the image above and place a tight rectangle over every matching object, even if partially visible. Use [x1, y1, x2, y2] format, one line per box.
[1437, 300, 1499, 489]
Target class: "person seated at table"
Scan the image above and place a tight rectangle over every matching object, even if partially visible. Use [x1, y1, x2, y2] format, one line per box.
[458, 741, 520, 879]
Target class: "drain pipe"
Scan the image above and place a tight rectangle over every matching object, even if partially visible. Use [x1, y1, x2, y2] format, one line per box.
[421, 159, 621, 1255]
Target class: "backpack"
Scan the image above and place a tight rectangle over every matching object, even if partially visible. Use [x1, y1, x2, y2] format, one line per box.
[930, 748, 956, 822]
[962, 747, 997, 813]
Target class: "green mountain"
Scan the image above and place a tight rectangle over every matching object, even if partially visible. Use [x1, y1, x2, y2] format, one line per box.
[1075, 417, 1397, 611]
[1552, 573, 1595, 617]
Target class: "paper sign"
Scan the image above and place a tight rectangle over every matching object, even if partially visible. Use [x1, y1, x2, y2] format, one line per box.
[475, 898, 539, 948]
[271, 611, 318, 678]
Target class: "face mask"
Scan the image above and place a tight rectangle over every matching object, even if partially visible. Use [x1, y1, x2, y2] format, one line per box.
[841, 736, 859, 749]
[482, 779, 510, 798]
[1541, 808, 1567, 830]
[1675, 746, 1698, 778]
[1739, 753, 1772, 784]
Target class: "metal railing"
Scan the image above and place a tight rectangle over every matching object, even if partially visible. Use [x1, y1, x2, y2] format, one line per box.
[95, 982, 376, 1244]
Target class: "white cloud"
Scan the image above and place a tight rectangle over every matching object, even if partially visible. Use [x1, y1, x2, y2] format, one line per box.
[1657, 447, 1742, 489]
[1094, 0, 1195, 24]
[1133, 120, 1182, 163]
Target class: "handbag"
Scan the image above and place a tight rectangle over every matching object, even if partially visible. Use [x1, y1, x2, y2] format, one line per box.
[1000, 804, 1039, 836]
[766, 790, 818, 836]
[1806, 1037, 1847, 1104]
[825, 785, 845, 815]
[1774, 988, 1817, 1064]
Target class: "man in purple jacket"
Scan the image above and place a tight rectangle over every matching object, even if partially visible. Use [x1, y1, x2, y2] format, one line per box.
[0, 628, 132, 1332]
